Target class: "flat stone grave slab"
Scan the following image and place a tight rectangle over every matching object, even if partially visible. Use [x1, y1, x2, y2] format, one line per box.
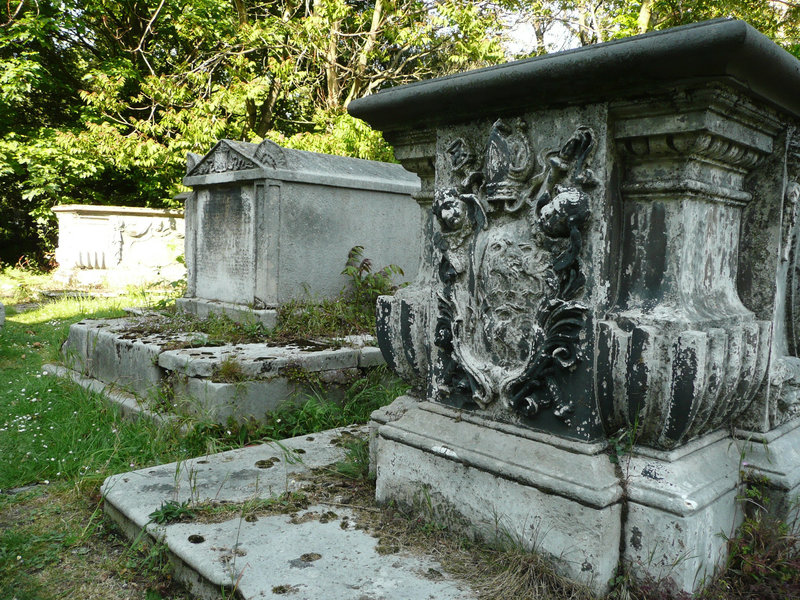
[102, 426, 475, 600]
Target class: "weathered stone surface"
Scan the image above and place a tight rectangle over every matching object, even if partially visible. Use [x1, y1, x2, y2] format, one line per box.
[60, 317, 384, 424]
[735, 418, 800, 522]
[173, 297, 277, 328]
[61, 319, 171, 397]
[621, 432, 742, 592]
[351, 18, 800, 594]
[102, 427, 476, 600]
[171, 377, 299, 422]
[375, 400, 621, 594]
[181, 139, 422, 323]
[158, 342, 362, 379]
[52, 204, 185, 289]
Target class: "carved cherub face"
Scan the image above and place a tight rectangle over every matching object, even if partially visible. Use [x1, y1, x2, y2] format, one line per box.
[435, 190, 467, 231]
[538, 187, 588, 237]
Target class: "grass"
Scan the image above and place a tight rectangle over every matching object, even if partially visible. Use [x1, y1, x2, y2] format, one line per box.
[1, 266, 800, 600]
[183, 366, 406, 452]
[0, 267, 405, 599]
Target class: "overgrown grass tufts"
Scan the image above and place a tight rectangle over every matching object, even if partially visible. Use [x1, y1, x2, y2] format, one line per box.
[183, 366, 406, 454]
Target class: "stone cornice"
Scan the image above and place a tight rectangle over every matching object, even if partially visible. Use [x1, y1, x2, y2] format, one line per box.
[349, 19, 800, 131]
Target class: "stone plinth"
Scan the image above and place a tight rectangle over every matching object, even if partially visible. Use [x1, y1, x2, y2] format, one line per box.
[350, 19, 800, 595]
[52, 205, 185, 289]
[179, 141, 422, 326]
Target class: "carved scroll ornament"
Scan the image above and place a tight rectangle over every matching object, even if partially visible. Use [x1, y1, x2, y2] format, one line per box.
[191, 145, 258, 175]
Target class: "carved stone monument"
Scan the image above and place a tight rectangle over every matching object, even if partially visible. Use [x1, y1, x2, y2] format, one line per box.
[52, 205, 185, 289]
[350, 19, 800, 594]
[180, 140, 421, 326]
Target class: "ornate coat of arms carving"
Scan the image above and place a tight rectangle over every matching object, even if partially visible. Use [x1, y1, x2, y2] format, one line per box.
[433, 119, 597, 424]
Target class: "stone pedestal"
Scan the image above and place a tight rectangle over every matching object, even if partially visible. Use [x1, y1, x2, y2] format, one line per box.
[622, 432, 742, 591]
[374, 398, 621, 593]
[736, 417, 800, 521]
[351, 19, 800, 595]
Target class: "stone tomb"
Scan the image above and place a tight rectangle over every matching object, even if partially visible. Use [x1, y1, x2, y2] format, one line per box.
[178, 140, 421, 326]
[59, 315, 384, 425]
[52, 204, 185, 289]
[350, 19, 800, 594]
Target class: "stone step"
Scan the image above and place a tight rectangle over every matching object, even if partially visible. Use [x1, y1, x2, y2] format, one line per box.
[101, 427, 475, 600]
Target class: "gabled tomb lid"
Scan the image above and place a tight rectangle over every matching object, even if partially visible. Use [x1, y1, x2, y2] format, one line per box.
[184, 138, 418, 193]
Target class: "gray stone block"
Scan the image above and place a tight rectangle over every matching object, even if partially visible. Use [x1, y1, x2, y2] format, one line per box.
[61, 319, 164, 395]
[158, 343, 361, 379]
[621, 433, 742, 592]
[181, 139, 422, 321]
[374, 400, 622, 595]
[52, 204, 185, 290]
[173, 376, 299, 423]
[174, 297, 277, 328]
[358, 346, 385, 368]
[735, 417, 800, 522]
[101, 427, 475, 600]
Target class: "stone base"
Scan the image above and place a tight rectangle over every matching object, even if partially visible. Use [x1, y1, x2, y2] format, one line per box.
[62, 317, 384, 425]
[736, 417, 800, 522]
[372, 398, 622, 595]
[175, 297, 277, 328]
[372, 398, 756, 595]
[61, 318, 168, 397]
[621, 432, 742, 592]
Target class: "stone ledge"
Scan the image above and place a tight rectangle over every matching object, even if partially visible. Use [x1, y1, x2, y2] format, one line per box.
[622, 437, 743, 592]
[175, 297, 277, 328]
[101, 426, 476, 600]
[374, 406, 622, 594]
[158, 343, 362, 379]
[735, 417, 800, 519]
[379, 403, 621, 508]
[59, 316, 386, 425]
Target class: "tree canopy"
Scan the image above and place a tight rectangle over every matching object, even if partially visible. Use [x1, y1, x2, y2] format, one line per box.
[2, 0, 799, 266]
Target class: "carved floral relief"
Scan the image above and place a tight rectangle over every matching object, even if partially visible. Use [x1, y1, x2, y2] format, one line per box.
[432, 119, 597, 424]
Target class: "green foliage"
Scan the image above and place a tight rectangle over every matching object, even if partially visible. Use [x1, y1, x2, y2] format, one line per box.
[275, 296, 375, 340]
[702, 512, 800, 599]
[334, 437, 371, 480]
[212, 356, 248, 383]
[341, 245, 406, 314]
[270, 110, 396, 163]
[0, 0, 505, 266]
[183, 365, 408, 453]
[148, 500, 196, 524]
[506, 0, 800, 56]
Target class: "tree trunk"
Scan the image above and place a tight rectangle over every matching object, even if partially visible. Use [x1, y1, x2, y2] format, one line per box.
[345, 0, 384, 105]
[637, 0, 655, 34]
[325, 20, 341, 109]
